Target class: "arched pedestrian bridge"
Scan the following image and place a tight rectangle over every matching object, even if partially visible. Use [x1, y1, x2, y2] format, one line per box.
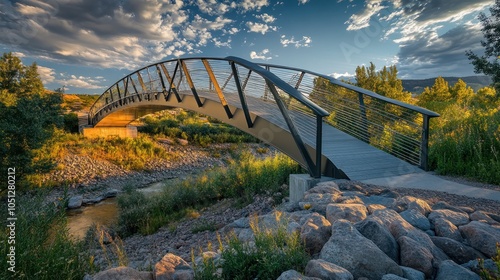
[86, 56, 439, 180]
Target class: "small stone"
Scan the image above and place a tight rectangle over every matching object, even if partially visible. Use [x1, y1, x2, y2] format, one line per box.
[67, 195, 83, 209]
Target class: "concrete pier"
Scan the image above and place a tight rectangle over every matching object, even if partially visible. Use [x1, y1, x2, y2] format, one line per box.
[289, 174, 334, 203]
[82, 126, 138, 138]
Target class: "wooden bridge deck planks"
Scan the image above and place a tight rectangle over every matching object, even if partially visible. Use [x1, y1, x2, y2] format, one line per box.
[180, 90, 425, 180]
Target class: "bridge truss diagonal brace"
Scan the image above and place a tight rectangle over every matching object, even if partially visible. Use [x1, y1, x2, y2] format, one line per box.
[202, 59, 233, 119]
[266, 81, 321, 178]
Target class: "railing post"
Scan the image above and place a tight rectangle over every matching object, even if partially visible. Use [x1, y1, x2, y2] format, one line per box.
[315, 115, 323, 178]
[358, 93, 369, 143]
[420, 114, 430, 171]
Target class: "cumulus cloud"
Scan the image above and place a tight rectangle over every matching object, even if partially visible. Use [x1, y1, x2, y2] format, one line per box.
[246, 22, 278, 34]
[241, 0, 269, 12]
[37, 65, 55, 84]
[0, 0, 243, 70]
[256, 13, 276, 23]
[280, 35, 312, 48]
[345, 0, 385, 31]
[329, 72, 355, 79]
[60, 74, 106, 90]
[250, 49, 272, 60]
[298, 0, 310, 5]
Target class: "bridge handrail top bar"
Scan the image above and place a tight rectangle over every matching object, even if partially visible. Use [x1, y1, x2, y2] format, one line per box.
[90, 56, 330, 118]
[225, 56, 329, 117]
[258, 62, 440, 118]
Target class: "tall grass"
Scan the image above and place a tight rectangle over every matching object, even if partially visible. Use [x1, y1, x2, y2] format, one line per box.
[117, 152, 302, 236]
[0, 194, 93, 279]
[193, 213, 310, 280]
[429, 109, 500, 184]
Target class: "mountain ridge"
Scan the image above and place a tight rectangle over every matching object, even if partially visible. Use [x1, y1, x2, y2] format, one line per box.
[401, 75, 492, 94]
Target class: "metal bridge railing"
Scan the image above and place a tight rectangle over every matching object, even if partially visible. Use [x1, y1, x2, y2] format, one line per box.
[260, 63, 440, 171]
[88, 57, 329, 178]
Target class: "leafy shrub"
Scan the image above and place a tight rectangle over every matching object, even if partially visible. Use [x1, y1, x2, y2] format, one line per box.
[193, 213, 310, 280]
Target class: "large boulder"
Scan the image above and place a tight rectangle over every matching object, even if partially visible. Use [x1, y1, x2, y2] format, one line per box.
[276, 270, 321, 280]
[400, 266, 425, 280]
[380, 275, 407, 280]
[355, 218, 399, 263]
[398, 236, 435, 278]
[361, 195, 396, 208]
[428, 209, 470, 226]
[154, 253, 194, 280]
[459, 221, 500, 258]
[93, 266, 153, 280]
[300, 213, 332, 255]
[431, 236, 485, 264]
[400, 208, 431, 231]
[432, 218, 463, 242]
[469, 211, 499, 225]
[401, 196, 432, 216]
[326, 204, 368, 224]
[305, 259, 353, 280]
[435, 260, 481, 280]
[319, 220, 403, 280]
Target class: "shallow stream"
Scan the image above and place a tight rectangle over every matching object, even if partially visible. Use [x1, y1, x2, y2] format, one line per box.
[66, 181, 167, 240]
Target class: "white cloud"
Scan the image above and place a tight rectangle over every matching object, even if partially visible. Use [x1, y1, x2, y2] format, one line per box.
[329, 72, 355, 79]
[196, 0, 230, 15]
[280, 35, 312, 48]
[298, 0, 310, 5]
[250, 49, 272, 60]
[241, 0, 269, 12]
[256, 13, 276, 23]
[213, 37, 232, 48]
[345, 0, 385, 31]
[247, 22, 277, 34]
[37, 65, 55, 84]
[57, 74, 106, 90]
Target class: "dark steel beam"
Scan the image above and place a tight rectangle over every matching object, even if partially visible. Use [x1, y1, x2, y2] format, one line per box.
[242, 69, 252, 91]
[266, 81, 318, 177]
[168, 61, 182, 102]
[159, 63, 178, 102]
[155, 64, 167, 100]
[230, 61, 253, 128]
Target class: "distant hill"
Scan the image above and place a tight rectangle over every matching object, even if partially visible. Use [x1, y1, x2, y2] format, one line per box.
[402, 76, 492, 94]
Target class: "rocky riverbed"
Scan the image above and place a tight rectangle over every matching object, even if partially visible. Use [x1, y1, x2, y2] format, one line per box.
[88, 180, 500, 280]
[39, 141, 500, 280]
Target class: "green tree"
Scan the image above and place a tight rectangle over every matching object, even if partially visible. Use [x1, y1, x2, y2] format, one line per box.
[0, 52, 62, 188]
[472, 86, 499, 109]
[466, 0, 500, 94]
[355, 62, 411, 102]
[450, 79, 474, 104]
[418, 76, 452, 105]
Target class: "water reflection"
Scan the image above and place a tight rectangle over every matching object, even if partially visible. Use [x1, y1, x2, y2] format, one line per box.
[66, 198, 118, 240]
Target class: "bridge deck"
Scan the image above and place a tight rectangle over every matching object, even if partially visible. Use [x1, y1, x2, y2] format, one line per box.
[195, 90, 423, 181]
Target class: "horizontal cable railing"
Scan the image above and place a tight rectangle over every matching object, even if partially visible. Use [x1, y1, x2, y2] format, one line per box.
[261, 63, 439, 170]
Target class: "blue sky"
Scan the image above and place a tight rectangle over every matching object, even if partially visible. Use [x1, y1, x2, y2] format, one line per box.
[0, 0, 493, 94]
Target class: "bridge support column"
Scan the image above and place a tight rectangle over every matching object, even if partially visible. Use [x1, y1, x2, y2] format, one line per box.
[82, 126, 138, 138]
[289, 174, 334, 203]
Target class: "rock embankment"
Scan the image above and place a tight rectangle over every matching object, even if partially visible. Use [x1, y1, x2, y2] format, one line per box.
[89, 180, 500, 280]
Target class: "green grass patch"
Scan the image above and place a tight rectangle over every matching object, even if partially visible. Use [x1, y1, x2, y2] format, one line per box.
[117, 152, 303, 236]
[0, 193, 94, 279]
[138, 109, 257, 146]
